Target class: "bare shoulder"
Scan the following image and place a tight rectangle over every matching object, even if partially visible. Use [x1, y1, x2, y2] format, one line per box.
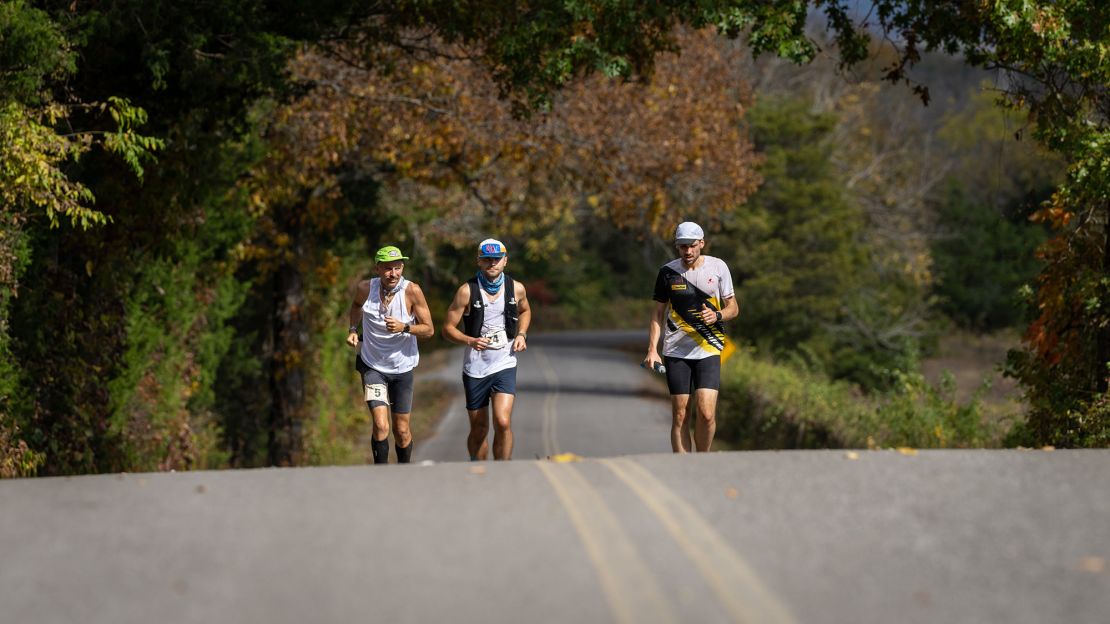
[352, 279, 371, 299]
[513, 278, 528, 298]
[449, 282, 471, 307]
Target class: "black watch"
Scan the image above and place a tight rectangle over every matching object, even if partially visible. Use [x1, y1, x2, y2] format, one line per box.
[714, 310, 722, 323]
[403, 323, 410, 334]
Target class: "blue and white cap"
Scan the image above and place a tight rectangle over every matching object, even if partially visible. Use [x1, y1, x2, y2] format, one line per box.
[478, 238, 507, 258]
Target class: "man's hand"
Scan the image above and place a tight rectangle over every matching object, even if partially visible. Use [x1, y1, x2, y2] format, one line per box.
[470, 336, 491, 351]
[384, 316, 406, 333]
[699, 304, 721, 325]
[512, 334, 527, 352]
[346, 331, 359, 348]
[643, 351, 662, 370]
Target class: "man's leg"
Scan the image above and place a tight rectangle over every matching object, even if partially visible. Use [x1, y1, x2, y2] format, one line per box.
[670, 394, 692, 453]
[370, 404, 391, 464]
[392, 412, 413, 463]
[490, 392, 515, 460]
[467, 407, 490, 460]
[389, 372, 415, 463]
[693, 389, 718, 452]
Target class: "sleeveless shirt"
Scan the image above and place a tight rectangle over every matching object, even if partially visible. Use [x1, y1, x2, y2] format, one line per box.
[462, 285, 517, 378]
[359, 277, 419, 374]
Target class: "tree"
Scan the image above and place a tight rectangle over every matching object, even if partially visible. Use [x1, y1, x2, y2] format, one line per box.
[852, 0, 1110, 445]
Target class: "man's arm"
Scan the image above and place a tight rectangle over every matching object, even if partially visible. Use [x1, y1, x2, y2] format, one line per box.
[442, 284, 490, 350]
[644, 300, 668, 367]
[346, 280, 371, 348]
[512, 280, 530, 352]
[698, 295, 738, 326]
[404, 283, 435, 338]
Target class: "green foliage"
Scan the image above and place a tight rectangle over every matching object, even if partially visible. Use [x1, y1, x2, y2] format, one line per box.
[865, 1, 1110, 445]
[931, 182, 1046, 331]
[719, 95, 922, 389]
[0, 0, 74, 105]
[716, 349, 1008, 450]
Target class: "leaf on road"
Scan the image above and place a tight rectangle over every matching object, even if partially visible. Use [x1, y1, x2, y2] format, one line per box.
[549, 453, 582, 463]
[1078, 557, 1105, 574]
[845, 451, 860, 460]
[896, 447, 918, 456]
[468, 465, 487, 475]
[724, 487, 739, 499]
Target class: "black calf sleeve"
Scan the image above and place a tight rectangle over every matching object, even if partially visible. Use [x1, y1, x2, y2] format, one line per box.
[371, 438, 389, 464]
[396, 442, 413, 464]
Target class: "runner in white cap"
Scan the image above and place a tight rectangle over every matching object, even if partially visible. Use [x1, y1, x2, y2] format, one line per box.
[442, 238, 532, 460]
[346, 245, 435, 464]
[644, 222, 739, 453]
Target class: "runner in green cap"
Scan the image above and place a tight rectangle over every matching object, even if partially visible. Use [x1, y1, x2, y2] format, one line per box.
[346, 245, 433, 464]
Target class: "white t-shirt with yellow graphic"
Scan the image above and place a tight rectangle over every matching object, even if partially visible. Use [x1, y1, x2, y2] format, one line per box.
[652, 255, 735, 360]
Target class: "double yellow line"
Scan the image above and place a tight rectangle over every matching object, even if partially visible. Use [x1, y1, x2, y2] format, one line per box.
[538, 458, 795, 624]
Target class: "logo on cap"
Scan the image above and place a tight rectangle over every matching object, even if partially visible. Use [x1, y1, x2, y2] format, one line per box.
[478, 238, 507, 258]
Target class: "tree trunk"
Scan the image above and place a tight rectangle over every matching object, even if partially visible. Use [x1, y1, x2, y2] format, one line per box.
[1099, 200, 1110, 393]
[268, 229, 310, 466]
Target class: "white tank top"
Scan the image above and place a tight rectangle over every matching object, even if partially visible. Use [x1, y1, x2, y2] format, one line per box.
[359, 277, 419, 374]
[462, 285, 517, 378]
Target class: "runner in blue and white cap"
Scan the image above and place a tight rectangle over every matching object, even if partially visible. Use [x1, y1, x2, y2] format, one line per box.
[441, 238, 532, 460]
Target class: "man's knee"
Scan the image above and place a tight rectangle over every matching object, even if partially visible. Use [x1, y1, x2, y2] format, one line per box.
[468, 412, 489, 435]
[492, 415, 511, 433]
[392, 414, 411, 435]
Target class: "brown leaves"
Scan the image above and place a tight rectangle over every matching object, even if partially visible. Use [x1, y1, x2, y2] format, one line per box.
[246, 27, 761, 259]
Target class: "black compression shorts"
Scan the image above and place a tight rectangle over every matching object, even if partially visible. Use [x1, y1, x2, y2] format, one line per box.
[663, 355, 721, 394]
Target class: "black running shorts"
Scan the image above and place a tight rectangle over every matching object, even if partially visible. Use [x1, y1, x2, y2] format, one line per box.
[663, 355, 721, 395]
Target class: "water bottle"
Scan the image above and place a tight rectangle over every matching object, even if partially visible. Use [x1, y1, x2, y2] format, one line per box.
[640, 361, 667, 374]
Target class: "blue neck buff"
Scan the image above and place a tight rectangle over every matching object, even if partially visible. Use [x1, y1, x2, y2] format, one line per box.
[476, 271, 504, 295]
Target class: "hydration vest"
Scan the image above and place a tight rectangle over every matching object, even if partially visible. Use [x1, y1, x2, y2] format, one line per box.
[463, 275, 519, 339]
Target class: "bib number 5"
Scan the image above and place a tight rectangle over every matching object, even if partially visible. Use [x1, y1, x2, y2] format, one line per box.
[364, 383, 389, 404]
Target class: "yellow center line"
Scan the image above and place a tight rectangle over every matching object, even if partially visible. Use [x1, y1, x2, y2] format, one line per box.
[536, 461, 677, 624]
[600, 458, 797, 624]
[534, 347, 560, 456]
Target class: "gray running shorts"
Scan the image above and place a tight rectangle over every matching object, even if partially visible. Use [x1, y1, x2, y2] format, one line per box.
[356, 355, 415, 413]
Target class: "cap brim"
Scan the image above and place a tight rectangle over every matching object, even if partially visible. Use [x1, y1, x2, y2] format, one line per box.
[675, 238, 699, 245]
[479, 254, 505, 258]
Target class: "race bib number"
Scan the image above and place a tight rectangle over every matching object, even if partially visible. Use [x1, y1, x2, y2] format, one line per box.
[364, 383, 389, 403]
[484, 329, 509, 349]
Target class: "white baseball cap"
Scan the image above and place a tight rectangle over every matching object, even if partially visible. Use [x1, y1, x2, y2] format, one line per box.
[674, 221, 704, 244]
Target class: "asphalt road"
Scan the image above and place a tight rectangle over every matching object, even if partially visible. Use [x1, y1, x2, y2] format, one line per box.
[2, 332, 1109, 624]
[416, 330, 672, 462]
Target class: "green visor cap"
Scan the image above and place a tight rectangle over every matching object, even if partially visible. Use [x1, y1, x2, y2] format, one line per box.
[375, 246, 409, 263]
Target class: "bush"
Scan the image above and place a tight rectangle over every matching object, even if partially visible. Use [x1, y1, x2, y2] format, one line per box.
[717, 349, 1009, 449]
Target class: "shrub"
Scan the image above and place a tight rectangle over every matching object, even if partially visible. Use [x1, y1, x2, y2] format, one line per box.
[717, 349, 1009, 449]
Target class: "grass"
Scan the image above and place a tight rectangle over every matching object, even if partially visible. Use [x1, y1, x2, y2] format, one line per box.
[716, 347, 1014, 450]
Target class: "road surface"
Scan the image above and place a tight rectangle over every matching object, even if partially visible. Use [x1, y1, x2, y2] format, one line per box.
[416, 330, 672, 461]
[2, 331, 1108, 623]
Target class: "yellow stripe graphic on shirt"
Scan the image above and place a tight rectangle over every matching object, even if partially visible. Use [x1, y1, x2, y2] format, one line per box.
[670, 295, 736, 362]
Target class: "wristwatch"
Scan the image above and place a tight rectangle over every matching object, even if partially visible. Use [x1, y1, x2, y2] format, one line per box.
[714, 310, 722, 323]
[519, 332, 527, 340]
[348, 325, 358, 334]
[403, 323, 411, 334]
